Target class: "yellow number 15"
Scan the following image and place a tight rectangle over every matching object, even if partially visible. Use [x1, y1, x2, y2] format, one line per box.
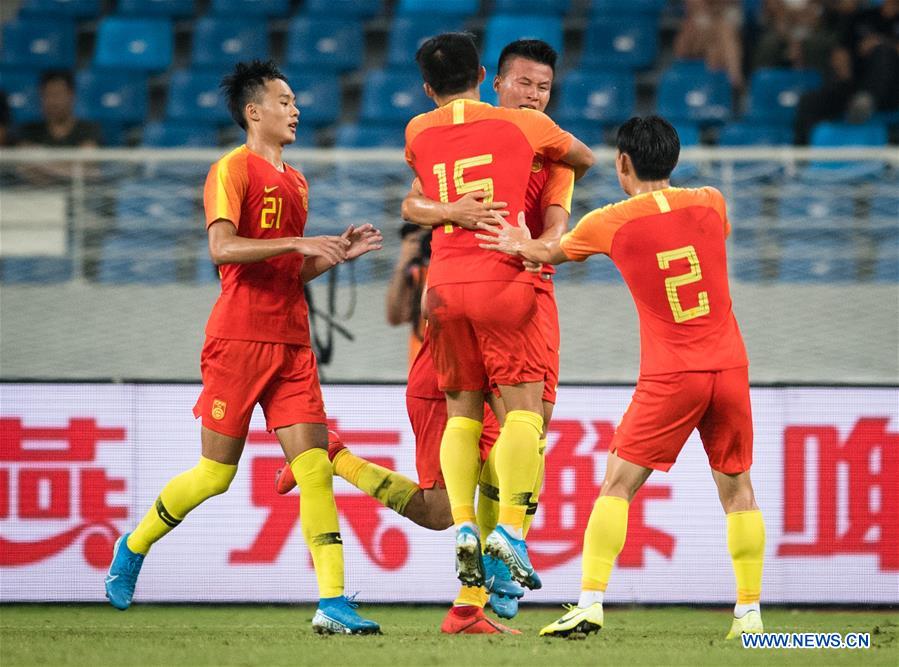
[656, 245, 710, 323]
[433, 154, 494, 233]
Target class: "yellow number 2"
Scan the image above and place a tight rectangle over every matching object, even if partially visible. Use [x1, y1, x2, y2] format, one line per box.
[656, 245, 710, 323]
[432, 154, 494, 234]
[260, 196, 282, 229]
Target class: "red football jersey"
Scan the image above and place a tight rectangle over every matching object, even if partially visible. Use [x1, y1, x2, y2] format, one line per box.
[405, 98, 573, 287]
[202, 145, 311, 345]
[560, 187, 748, 375]
[524, 157, 574, 281]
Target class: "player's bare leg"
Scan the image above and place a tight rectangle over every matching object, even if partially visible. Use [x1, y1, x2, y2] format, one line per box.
[105, 427, 242, 610]
[713, 469, 765, 639]
[277, 423, 379, 635]
[483, 381, 544, 589]
[541, 453, 652, 638]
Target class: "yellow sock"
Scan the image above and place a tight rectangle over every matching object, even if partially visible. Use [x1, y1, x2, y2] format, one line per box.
[727, 510, 765, 604]
[522, 438, 546, 538]
[581, 495, 629, 592]
[439, 416, 483, 526]
[453, 585, 488, 608]
[476, 444, 499, 537]
[292, 448, 343, 599]
[495, 410, 543, 532]
[333, 449, 421, 516]
[127, 456, 236, 555]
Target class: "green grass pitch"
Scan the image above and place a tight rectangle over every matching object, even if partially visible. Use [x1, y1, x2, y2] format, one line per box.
[1, 605, 895, 666]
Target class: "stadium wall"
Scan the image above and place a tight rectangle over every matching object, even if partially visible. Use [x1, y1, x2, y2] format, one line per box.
[1, 383, 896, 604]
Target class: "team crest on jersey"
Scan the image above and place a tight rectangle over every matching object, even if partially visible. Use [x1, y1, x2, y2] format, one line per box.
[531, 155, 544, 173]
[297, 185, 308, 211]
[211, 399, 227, 421]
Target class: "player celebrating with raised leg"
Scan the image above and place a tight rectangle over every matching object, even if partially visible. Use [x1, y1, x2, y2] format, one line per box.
[478, 116, 764, 640]
[405, 33, 593, 599]
[104, 60, 382, 635]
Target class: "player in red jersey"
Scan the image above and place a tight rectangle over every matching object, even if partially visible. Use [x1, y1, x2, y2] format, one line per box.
[104, 60, 382, 634]
[405, 32, 593, 601]
[477, 116, 765, 640]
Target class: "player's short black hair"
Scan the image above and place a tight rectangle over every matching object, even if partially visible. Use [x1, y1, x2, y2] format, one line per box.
[616, 115, 680, 181]
[40, 69, 75, 91]
[497, 39, 557, 76]
[221, 59, 288, 130]
[415, 32, 480, 97]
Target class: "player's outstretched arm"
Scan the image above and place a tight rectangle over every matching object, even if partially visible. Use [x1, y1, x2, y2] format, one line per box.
[476, 212, 569, 266]
[301, 223, 383, 283]
[401, 177, 508, 230]
[560, 136, 595, 181]
[207, 219, 348, 266]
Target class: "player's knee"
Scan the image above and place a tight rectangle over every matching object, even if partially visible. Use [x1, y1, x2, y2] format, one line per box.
[198, 465, 237, 497]
[422, 511, 453, 531]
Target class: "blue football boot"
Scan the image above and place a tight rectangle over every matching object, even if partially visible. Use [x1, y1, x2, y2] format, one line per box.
[483, 554, 524, 619]
[104, 532, 145, 610]
[454, 524, 486, 587]
[484, 525, 542, 590]
[312, 595, 381, 635]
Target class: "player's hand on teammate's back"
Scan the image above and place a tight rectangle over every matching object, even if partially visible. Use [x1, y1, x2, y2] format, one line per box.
[476, 211, 532, 255]
[447, 190, 509, 230]
[342, 223, 384, 260]
[295, 235, 350, 264]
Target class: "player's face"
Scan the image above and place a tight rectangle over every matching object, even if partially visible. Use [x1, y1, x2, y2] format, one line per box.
[494, 57, 553, 112]
[254, 78, 300, 146]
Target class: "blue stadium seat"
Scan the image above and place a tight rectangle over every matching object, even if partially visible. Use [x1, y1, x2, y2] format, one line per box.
[557, 70, 635, 125]
[142, 120, 218, 146]
[166, 69, 231, 124]
[117, 0, 195, 17]
[657, 61, 732, 124]
[94, 17, 173, 71]
[591, 0, 665, 15]
[191, 17, 268, 69]
[669, 121, 701, 184]
[19, 0, 100, 18]
[282, 71, 341, 127]
[97, 232, 182, 284]
[334, 123, 404, 147]
[116, 180, 200, 233]
[0, 257, 73, 283]
[482, 15, 563, 72]
[777, 187, 854, 222]
[803, 121, 888, 182]
[285, 18, 364, 72]
[581, 16, 658, 69]
[493, 0, 570, 14]
[303, 0, 382, 17]
[872, 236, 898, 282]
[387, 16, 464, 66]
[209, 0, 290, 16]
[778, 230, 856, 282]
[396, 0, 478, 15]
[0, 68, 41, 124]
[360, 69, 431, 124]
[745, 68, 821, 126]
[75, 69, 148, 125]
[1, 19, 76, 69]
[718, 122, 792, 145]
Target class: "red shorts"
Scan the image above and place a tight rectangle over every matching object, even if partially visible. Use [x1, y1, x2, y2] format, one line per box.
[406, 394, 500, 488]
[611, 366, 753, 474]
[534, 278, 560, 404]
[427, 281, 545, 392]
[193, 337, 327, 439]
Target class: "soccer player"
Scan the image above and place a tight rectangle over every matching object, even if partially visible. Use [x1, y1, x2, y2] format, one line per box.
[477, 115, 764, 640]
[405, 32, 593, 598]
[103, 60, 382, 635]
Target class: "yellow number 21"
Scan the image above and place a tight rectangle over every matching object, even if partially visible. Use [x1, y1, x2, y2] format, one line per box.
[260, 196, 282, 229]
[656, 245, 710, 323]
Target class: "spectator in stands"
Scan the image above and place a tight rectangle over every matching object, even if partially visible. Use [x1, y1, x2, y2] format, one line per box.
[18, 70, 101, 147]
[793, 0, 899, 143]
[673, 0, 746, 93]
[751, 0, 841, 73]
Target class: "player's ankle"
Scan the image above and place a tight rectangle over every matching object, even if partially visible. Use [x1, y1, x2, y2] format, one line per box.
[734, 602, 760, 617]
[578, 590, 603, 608]
[451, 605, 480, 618]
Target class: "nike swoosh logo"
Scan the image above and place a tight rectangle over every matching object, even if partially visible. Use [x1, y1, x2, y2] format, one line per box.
[264, 186, 278, 193]
[105, 575, 118, 584]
